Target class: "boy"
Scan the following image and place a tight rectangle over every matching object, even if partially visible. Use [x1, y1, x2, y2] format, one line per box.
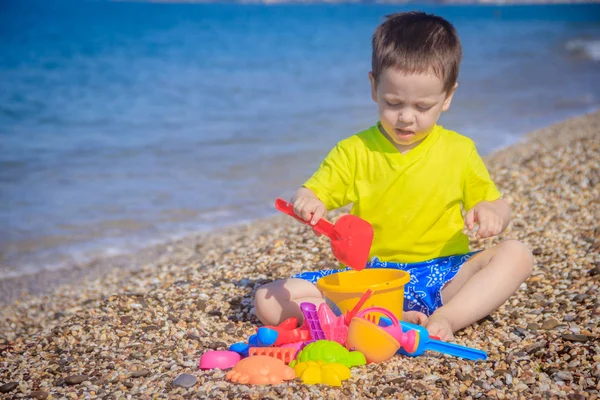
[254, 12, 533, 341]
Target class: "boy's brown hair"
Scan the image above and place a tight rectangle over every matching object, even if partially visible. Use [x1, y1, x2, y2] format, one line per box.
[372, 11, 462, 94]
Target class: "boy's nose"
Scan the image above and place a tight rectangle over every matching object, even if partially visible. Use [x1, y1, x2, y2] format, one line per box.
[397, 111, 414, 125]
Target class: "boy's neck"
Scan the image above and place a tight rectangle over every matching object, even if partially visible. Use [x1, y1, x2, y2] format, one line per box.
[377, 123, 432, 154]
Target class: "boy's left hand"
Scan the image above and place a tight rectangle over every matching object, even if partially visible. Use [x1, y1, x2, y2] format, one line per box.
[465, 200, 508, 238]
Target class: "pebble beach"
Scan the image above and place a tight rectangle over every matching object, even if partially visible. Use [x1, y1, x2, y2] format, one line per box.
[1, 111, 599, 399]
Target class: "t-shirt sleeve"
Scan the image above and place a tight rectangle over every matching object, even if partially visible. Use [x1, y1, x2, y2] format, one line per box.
[303, 143, 353, 210]
[462, 144, 501, 211]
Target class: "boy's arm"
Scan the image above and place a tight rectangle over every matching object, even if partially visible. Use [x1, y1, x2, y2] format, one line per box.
[465, 198, 512, 238]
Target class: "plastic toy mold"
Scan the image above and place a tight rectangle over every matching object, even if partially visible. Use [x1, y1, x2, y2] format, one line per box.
[225, 355, 295, 385]
[293, 360, 351, 386]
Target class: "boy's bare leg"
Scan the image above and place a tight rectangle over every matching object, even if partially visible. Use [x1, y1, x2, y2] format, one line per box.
[254, 278, 325, 326]
[424, 239, 533, 341]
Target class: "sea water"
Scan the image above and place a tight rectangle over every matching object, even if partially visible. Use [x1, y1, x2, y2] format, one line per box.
[1, 0, 599, 277]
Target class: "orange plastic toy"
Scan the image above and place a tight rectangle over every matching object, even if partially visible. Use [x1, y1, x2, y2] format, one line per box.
[225, 355, 295, 385]
[248, 347, 298, 364]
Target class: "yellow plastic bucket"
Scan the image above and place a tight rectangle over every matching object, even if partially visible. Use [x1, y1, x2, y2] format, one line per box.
[316, 269, 409, 321]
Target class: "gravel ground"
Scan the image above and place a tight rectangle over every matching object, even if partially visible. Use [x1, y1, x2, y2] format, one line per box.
[1, 111, 599, 399]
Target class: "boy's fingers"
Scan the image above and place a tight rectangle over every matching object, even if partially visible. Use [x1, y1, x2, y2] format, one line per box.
[477, 215, 490, 237]
[310, 204, 326, 225]
[465, 209, 475, 230]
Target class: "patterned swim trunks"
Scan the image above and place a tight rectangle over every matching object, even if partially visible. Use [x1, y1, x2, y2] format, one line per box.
[291, 253, 477, 316]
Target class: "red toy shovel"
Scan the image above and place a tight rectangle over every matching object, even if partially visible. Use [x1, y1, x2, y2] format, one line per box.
[275, 198, 373, 271]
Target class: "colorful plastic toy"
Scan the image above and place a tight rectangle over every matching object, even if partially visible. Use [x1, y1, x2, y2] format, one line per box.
[263, 317, 311, 346]
[225, 355, 295, 385]
[229, 342, 250, 357]
[229, 327, 278, 357]
[249, 327, 278, 347]
[275, 198, 373, 271]
[316, 268, 409, 320]
[300, 302, 326, 340]
[385, 319, 488, 361]
[248, 346, 298, 364]
[280, 341, 307, 358]
[293, 360, 351, 386]
[199, 350, 241, 370]
[343, 289, 372, 325]
[290, 340, 366, 368]
[317, 303, 347, 345]
[360, 307, 418, 353]
[346, 307, 418, 363]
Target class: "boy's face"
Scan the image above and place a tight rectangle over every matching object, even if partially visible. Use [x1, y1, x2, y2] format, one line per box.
[369, 68, 456, 152]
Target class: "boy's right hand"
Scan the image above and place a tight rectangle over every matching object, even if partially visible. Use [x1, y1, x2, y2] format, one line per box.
[292, 196, 327, 235]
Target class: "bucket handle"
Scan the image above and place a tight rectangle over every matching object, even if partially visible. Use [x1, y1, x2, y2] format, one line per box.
[355, 306, 399, 327]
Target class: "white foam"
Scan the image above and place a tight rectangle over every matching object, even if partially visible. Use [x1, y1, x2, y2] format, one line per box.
[566, 39, 600, 61]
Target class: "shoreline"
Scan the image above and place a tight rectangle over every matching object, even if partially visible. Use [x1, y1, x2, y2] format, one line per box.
[1, 111, 599, 398]
[1, 108, 597, 306]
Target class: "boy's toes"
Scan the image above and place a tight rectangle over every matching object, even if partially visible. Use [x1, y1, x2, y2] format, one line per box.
[402, 311, 428, 325]
[423, 315, 454, 341]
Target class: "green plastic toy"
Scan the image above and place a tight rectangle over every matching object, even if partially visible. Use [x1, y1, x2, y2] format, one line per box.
[290, 340, 366, 368]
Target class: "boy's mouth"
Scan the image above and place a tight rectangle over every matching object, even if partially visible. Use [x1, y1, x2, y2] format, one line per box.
[395, 129, 415, 138]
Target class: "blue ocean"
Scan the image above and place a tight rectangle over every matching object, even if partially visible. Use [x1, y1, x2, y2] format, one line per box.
[1, 1, 599, 278]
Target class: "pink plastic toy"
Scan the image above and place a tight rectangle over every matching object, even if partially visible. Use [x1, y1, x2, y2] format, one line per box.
[280, 340, 307, 357]
[300, 302, 326, 340]
[359, 307, 418, 354]
[317, 303, 347, 345]
[199, 350, 241, 370]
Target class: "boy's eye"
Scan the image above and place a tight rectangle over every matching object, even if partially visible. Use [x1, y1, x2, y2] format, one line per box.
[385, 101, 401, 107]
[417, 105, 433, 111]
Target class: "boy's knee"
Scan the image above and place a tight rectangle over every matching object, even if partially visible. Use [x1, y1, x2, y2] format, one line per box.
[502, 239, 534, 277]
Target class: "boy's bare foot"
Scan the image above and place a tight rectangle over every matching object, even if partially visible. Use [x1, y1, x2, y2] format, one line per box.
[402, 311, 428, 325]
[423, 313, 454, 341]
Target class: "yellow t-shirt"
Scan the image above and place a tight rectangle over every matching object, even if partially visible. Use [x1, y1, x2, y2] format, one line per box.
[304, 123, 501, 263]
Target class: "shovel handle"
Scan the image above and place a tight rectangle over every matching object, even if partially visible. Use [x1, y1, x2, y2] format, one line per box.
[274, 198, 337, 239]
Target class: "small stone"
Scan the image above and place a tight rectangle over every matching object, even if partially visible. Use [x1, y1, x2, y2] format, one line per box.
[564, 315, 575, 322]
[574, 294, 589, 302]
[542, 318, 560, 330]
[411, 383, 427, 393]
[514, 383, 529, 391]
[30, 391, 49, 399]
[532, 248, 542, 256]
[173, 374, 197, 388]
[381, 387, 398, 396]
[131, 369, 150, 378]
[525, 341, 546, 354]
[554, 371, 573, 381]
[589, 266, 600, 276]
[568, 394, 586, 400]
[0, 382, 18, 393]
[526, 323, 540, 331]
[562, 334, 590, 343]
[512, 327, 528, 338]
[208, 342, 228, 350]
[388, 377, 407, 385]
[65, 375, 88, 385]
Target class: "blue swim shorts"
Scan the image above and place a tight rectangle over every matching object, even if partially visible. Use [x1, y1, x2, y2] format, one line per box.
[291, 253, 477, 316]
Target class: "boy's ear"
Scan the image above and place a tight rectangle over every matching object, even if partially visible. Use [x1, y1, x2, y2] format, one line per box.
[368, 72, 377, 103]
[442, 82, 458, 112]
